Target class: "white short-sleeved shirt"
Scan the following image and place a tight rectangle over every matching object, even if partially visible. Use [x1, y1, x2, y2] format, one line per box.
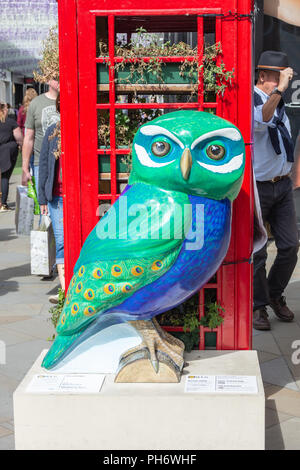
[253, 86, 293, 181]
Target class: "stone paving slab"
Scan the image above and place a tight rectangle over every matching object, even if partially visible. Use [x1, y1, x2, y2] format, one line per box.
[260, 357, 299, 391]
[1, 339, 52, 383]
[253, 332, 282, 355]
[0, 325, 36, 346]
[283, 354, 300, 389]
[265, 408, 293, 429]
[0, 434, 14, 450]
[266, 417, 300, 450]
[0, 424, 13, 438]
[0, 373, 19, 423]
[0, 315, 32, 326]
[3, 317, 55, 341]
[0, 304, 43, 316]
[257, 351, 280, 364]
[265, 385, 300, 418]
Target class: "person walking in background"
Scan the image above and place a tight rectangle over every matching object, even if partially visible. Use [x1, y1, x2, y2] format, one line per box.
[17, 88, 38, 136]
[0, 102, 23, 212]
[38, 94, 64, 303]
[22, 79, 59, 197]
[17, 88, 38, 174]
[6, 103, 17, 121]
[253, 51, 299, 330]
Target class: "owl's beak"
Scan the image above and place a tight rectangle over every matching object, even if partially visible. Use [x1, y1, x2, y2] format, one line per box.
[180, 148, 193, 181]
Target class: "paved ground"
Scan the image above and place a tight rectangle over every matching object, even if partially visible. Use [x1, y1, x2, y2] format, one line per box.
[0, 174, 300, 450]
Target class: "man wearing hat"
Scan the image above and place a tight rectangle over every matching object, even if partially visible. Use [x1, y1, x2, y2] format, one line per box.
[253, 50, 299, 330]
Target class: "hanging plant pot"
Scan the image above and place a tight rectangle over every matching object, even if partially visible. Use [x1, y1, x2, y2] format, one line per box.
[98, 153, 129, 174]
[204, 331, 217, 349]
[97, 63, 198, 86]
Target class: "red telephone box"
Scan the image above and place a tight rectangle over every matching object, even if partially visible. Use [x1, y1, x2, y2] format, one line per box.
[57, 0, 254, 350]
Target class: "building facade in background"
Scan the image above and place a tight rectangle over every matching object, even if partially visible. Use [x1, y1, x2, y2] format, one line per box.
[0, 0, 57, 106]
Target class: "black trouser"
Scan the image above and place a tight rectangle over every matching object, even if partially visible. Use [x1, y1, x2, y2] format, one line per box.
[253, 177, 299, 310]
[1, 162, 16, 205]
[0, 142, 18, 205]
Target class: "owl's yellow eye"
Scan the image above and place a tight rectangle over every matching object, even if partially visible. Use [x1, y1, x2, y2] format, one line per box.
[151, 141, 171, 157]
[206, 144, 225, 160]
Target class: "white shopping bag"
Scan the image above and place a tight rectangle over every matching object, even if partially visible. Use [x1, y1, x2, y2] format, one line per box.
[30, 215, 56, 276]
[15, 185, 34, 236]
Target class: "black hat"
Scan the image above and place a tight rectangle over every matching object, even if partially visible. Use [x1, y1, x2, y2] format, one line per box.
[257, 50, 297, 75]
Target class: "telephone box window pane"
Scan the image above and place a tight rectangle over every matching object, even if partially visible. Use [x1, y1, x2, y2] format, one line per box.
[98, 154, 130, 174]
[96, 16, 109, 57]
[204, 91, 217, 103]
[207, 273, 218, 284]
[204, 288, 217, 311]
[203, 17, 216, 45]
[98, 110, 110, 148]
[115, 15, 197, 36]
[97, 64, 110, 97]
[118, 179, 129, 195]
[98, 154, 130, 195]
[204, 108, 217, 115]
[99, 176, 111, 197]
[97, 200, 111, 220]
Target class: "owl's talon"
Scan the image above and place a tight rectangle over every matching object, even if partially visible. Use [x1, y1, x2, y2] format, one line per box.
[151, 359, 159, 373]
[115, 319, 184, 382]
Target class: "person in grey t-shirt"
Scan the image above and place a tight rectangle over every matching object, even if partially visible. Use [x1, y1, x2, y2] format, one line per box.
[22, 79, 60, 194]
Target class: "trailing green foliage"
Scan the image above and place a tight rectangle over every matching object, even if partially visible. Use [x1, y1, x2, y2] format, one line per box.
[98, 28, 234, 172]
[157, 294, 224, 351]
[98, 101, 162, 149]
[199, 302, 225, 329]
[48, 288, 65, 340]
[99, 27, 234, 96]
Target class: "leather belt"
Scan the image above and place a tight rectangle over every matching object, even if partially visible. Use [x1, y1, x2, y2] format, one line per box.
[259, 174, 291, 184]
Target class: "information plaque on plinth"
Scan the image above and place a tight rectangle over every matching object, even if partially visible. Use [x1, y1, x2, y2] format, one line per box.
[13, 349, 265, 450]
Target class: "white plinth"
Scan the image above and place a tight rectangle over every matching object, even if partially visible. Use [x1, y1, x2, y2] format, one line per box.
[13, 350, 265, 450]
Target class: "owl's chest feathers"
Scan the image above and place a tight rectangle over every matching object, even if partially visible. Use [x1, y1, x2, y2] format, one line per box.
[123, 184, 229, 243]
[116, 186, 231, 260]
[175, 195, 232, 267]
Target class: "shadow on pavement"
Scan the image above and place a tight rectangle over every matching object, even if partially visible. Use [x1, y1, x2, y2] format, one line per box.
[0, 227, 18, 242]
[265, 400, 285, 450]
[0, 263, 31, 296]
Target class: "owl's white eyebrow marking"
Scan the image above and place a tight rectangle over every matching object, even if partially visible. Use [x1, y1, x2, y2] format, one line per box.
[197, 153, 243, 174]
[191, 128, 241, 150]
[135, 143, 175, 168]
[140, 125, 184, 149]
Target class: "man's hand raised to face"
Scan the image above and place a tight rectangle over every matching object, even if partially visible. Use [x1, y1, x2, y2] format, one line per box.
[278, 67, 294, 93]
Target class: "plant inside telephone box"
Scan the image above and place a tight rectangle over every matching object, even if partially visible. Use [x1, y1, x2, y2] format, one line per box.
[157, 293, 225, 352]
[98, 28, 234, 173]
[99, 27, 234, 96]
[98, 101, 163, 173]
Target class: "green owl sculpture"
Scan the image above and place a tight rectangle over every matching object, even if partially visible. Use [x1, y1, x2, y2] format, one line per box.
[42, 110, 245, 382]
